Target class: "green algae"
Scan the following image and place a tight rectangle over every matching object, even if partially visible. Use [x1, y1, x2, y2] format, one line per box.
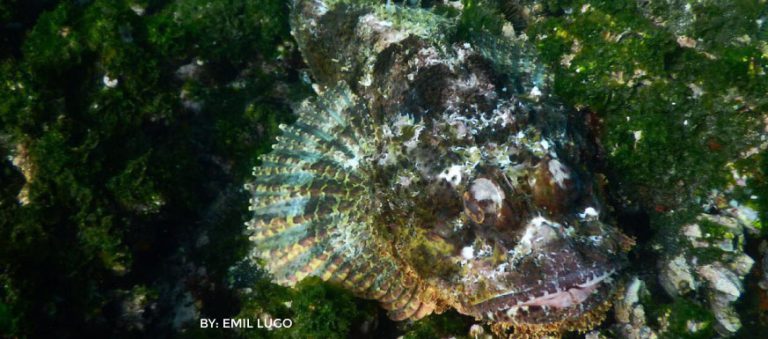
[528, 0, 766, 216]
[284, 278, 365, 339]
[223, 265, 377, 339]
[645, 296, 716, 339]
[524, 0, 768, 336]
[401, 310, 474, 339]
[0, 0, 309, 337]
[457, 0, 507, 40]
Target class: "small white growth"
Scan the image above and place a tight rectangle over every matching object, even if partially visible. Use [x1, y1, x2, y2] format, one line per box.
[466, 146, 482, 167]
[439, 165, 464, 187]
[451, 120, 469, 139]
[359, 73, 373, 87]
[130, 4, 146, 16]
[312, 0, 329, 16]
[392, 114, 415, 134]
[417, 46, 442, 67]
[683, 223, 702, 238]
[547, 159, 571, 188]
[336, 150, 360, 170]
[730, 168, 748, 187]
[510, 217, 559, 260]
[461, 246, 475, 259]
[502, 22, 516, 38]
[396, 175, 412, 187]
[540, 139, 550, 150]
[476, 244, 493, 257]
[103, 75, 118, 88]
[491, 145, 514, 167]
[530, 86, 542, 98]
[311, 83, 323, 94]
[376, 150, 392, 166]
[688, 83, 704, 98]
[633, 130, 643, 142]
[469, 324, 485, 338]
[403, 125, 425, 152]
[454, 43, 474, 64]
[451, 219, 465, 232]
[532, 215, 555, 229]
[578, 207, 599, 219]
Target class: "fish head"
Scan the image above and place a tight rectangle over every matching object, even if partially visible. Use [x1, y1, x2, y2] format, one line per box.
[382, 109, 630, 329]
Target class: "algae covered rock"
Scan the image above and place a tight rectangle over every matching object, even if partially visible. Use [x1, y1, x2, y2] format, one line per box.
[657, 212, 755, 336]
[613, 277, 658, 339]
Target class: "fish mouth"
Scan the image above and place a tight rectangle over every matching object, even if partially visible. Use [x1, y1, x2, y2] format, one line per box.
[468, 267, 618, 324]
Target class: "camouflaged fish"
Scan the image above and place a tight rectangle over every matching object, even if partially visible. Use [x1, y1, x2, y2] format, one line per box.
[245, 0, 631, 336]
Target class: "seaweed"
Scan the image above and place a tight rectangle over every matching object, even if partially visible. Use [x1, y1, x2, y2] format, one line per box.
[0, 0, 310, 337]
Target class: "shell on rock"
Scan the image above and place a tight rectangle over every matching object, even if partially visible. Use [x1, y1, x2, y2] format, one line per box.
[245, 0, 631, 335]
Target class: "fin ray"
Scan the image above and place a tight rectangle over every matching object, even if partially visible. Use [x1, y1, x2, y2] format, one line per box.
[247, 82, 433, 321]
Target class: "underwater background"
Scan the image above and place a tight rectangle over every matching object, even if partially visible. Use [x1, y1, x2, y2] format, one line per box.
[1, 0, 767, 338]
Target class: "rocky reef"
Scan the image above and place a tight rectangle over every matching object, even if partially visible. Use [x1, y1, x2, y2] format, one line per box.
[0, 0, 767, 338]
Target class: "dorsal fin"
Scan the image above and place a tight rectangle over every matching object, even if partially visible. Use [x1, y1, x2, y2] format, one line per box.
[245, 82, 438, 320]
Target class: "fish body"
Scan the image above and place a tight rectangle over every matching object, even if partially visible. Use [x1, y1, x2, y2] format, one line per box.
[246, 0, 630, 335]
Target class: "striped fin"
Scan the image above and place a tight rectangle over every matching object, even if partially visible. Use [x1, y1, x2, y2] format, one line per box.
[246, 82, 436, 321]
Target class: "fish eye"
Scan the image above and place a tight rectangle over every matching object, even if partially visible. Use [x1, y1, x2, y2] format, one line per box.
[462, 178, 505, 225]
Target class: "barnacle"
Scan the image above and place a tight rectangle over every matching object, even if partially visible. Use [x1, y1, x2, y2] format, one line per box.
[245, 0, 631, 336]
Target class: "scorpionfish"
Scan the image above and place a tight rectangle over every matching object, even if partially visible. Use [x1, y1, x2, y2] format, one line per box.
[245, 0, 631, 336]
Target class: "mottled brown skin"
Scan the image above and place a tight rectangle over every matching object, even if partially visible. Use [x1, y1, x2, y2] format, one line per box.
[264, 0, 632, 335]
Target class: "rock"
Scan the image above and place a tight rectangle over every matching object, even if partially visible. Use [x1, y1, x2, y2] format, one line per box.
[698, 264, 742, 300]
[697, 263, 748, 335]
[666, 212, 755, 336]
[117, 288, 150, 331]
[585, 330, 608, 339]
[760, 241, 768, 290]
[682, 223, 702, 238]
[613, 277, 658, 339]
[710, 295, 742, 335]
[729, 254, 755, 277]
[659, 255, 697, 297]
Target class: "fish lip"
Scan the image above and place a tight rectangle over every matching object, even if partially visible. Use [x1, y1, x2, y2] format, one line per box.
[467, 266, 619, 318]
